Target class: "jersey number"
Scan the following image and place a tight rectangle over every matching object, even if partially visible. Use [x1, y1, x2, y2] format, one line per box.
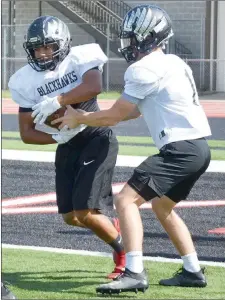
[185, 69, 199, 106]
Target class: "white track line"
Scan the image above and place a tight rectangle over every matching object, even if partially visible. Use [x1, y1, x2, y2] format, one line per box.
[2, 194, 225, 208]
[1, 184, 126, 207]
[3, 200, 225, 214]
[2, 149, 225, 172]
[2, 182, 225, 211]
[2, 193, 56, 207]
[2, 244, 225, 268]
[2, 206, 58, 214]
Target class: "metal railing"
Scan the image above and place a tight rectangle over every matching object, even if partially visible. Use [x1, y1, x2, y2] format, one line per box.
[61, 1, 121, 39]
[59, 1, 193, 54]
[103, 0, 131, 19]
[174, 40, 193, 58]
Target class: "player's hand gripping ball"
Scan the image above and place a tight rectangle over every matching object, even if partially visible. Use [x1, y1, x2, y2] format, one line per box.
[44, 106, 67, 130]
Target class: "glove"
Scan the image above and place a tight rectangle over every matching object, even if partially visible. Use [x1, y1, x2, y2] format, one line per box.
[52, 124, 87, 144]
[32, 96, 61, 125]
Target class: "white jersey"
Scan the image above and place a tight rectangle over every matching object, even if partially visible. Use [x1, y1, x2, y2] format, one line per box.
[8, 43, 108, 133]
[122, 50, 211, 149]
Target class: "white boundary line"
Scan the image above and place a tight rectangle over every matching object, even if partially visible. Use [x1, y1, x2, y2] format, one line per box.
[2, 149, 225, 172]
[2, 244, 225, 268]
[2, 183, 225, 215]
[2, 195, 225, 210]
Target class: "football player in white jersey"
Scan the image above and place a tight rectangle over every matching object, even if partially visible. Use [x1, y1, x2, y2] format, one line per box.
[53, 5, 212, 294]
[8, 15, 126, 280]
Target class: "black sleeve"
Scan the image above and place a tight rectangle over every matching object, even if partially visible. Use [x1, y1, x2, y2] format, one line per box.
[19, 107, 33, 113]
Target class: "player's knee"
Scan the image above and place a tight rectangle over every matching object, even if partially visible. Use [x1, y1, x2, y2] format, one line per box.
[152, 199, 163, 215]
[62, 214, 80, 226]
[114, 192, 141, 212]
[151, 198, 172, 220]
[114, 194, 123, 212]
[75, 210, 91, 225]
[62, 215, 73, 225]
[76, 209, 101, 226]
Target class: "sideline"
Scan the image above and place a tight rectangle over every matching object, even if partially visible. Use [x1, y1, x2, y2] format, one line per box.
[2, 244, 225, 268]
[2, 149, 225, 172]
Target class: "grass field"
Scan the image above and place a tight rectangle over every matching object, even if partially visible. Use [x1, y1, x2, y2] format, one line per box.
[2, 248, 225, 299]
[2, 131, 225, 160]
[2, 90, 120, 100]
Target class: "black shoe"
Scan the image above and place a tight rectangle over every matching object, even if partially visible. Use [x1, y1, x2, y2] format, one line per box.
[159, 267, 207, 287]
[1, 282, 17, 300]
[96, 268, 149, 295]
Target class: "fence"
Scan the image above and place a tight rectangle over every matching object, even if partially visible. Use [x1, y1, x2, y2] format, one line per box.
[3, 56, 224, 93]
[2, 22, 225, 93]
[1, 19, 205, 56]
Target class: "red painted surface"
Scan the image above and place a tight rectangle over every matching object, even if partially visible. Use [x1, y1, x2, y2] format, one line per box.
[208, 228, 225, 235]
[2, 98, 225, 118]
[2, 182, 225, 214]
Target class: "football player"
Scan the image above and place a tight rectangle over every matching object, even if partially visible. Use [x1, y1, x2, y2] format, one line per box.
[8, 15, 125, 280]
[53, 5, 212, 294]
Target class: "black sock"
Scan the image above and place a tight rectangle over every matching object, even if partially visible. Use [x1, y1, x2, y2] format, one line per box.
[109, 234, 124, 253]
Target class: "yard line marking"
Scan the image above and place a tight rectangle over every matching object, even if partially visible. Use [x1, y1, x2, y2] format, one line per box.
[2, 244, 225, 267]
[2, 150, 225, 172]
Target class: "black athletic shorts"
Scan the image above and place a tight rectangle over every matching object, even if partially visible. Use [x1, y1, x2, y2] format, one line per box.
[55, 129, 118, 213]
[127, 138, 211, 203]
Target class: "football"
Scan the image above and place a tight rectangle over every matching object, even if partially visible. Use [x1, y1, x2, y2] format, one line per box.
[44, 106, 67, 129]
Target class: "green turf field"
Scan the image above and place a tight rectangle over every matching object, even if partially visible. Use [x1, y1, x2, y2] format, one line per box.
[2, 248, 225, 299]
[2, 90, 120, 100]
[2, 131, 225, 160]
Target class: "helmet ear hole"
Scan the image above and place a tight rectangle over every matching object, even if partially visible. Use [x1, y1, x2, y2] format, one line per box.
[144, 32, 155, 44]
[143, 33, 154, 44]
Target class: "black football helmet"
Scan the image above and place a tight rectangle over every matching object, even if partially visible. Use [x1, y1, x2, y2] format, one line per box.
[23, 16, 72, 71]
[119, 5, 173, 62]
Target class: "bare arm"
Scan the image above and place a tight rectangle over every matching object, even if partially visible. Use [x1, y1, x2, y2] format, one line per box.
[58, 69, 102, 106]
[122, 106, 141, 121]
[52, 97, 140, 129]
[76, 98, 140, 126]
[19, 111, 56, 144]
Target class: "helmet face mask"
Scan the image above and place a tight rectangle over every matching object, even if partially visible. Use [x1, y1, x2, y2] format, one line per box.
[119, 5, 174, 63]
[25, 42, 59, 71]
[23, 16, 72, 72]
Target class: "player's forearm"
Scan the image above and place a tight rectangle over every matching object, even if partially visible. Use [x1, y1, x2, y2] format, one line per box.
[77, 110, 119, 127]
[122, 113, 141, 121]
[20, 129, 57, 145]
[122, 107, 141, 121]
[58, 83, 101, 106]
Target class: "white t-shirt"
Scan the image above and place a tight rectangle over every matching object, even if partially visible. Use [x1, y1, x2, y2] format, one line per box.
[8, 43, 108, 133]
[122, 50, 211, 149]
